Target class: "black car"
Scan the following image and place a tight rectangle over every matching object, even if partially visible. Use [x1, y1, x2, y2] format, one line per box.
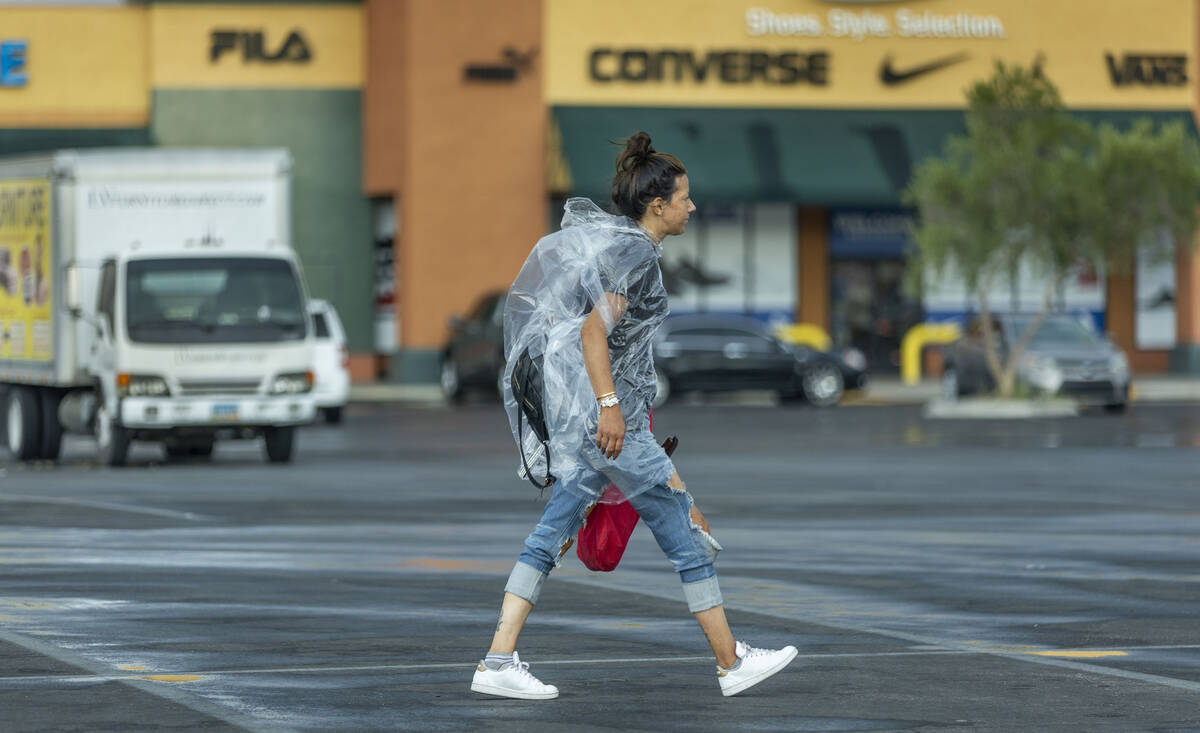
[441, 295, 868, 407]
[941, 312, 1131, 411]
[440, 291, 507, 401]
[652, 315, 868, 408]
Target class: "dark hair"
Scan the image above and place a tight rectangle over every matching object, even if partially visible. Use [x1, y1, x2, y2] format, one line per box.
[611, 131, 687, 221]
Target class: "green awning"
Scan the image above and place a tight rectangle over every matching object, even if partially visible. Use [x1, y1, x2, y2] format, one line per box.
[0, 128, 152, 158]
[553, 106, 1198, 207]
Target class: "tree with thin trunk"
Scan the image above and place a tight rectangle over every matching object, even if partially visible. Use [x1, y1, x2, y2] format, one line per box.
[905, 62, 1200, 397]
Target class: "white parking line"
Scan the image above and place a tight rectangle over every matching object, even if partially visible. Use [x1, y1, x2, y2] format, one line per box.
[8, 645, 1200, 687]
[0, 495, 216, 522]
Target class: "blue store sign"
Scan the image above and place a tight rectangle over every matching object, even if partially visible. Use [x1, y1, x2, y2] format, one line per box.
[829, 208, 916, 259]
[1, 40, 27, 87]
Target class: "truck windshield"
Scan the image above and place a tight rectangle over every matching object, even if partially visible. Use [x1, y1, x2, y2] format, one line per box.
[125, 257, 308, 344]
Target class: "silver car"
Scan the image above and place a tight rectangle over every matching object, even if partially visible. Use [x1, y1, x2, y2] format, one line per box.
[942, 313, 1131, 412]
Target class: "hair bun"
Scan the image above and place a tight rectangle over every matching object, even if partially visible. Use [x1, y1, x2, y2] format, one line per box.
[615, 131, 656, 173]
[627, 131, 655, 159]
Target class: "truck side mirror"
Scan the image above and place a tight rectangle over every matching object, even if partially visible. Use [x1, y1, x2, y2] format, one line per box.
[65, 264, 82, 316]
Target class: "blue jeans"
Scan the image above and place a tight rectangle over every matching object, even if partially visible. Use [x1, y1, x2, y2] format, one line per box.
[505, 473, 724, 613]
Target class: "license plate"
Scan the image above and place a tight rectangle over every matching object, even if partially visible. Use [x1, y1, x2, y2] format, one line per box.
[212, 404, 239, 421]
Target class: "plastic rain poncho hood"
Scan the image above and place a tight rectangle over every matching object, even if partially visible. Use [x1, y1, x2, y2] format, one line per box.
[502, 198, 672, 502]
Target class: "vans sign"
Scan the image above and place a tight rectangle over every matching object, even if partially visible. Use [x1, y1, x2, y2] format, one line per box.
[1105, 52, 1187, 87]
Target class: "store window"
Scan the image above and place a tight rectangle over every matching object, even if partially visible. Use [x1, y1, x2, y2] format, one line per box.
[372, 198, 397, 355]
[664, 203, 796, 325]
[828, 210, 923, 373]
[1136, 247, 1175, 350]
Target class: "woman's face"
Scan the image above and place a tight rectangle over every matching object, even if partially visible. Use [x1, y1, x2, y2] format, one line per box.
[659, 174, 696, 236]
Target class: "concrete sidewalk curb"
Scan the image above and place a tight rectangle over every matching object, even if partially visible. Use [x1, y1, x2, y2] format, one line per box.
[924, 397, 1079, 420]
[349, 377, 1200, 408]
[348, 384, 445, 406]
[856, 377, 1200, 407]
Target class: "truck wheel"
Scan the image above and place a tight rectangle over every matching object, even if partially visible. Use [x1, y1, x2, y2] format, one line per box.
[322, 407, 343, 424]
[39, 389, 64, 461]
[96, 405, 131, 467]
[5, 386, 42, 461]
[263, 426, 295, 463]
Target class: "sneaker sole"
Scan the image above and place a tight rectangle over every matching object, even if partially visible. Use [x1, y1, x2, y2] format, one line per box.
[470, 680, 559, 700]
[720, 646, 799, 697]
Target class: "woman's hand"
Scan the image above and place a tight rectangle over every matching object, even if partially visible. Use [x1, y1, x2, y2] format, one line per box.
[596, 405, 625, 459]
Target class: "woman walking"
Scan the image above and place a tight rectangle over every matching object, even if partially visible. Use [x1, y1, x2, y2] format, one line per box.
[471, 132, 797, 700]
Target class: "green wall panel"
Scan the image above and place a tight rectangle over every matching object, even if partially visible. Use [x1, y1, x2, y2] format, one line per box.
[152, 88, 374, 352]
[0, 128, 152, 157]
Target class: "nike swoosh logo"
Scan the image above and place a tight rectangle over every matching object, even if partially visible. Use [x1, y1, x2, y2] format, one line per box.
[880, 52, 970, 85]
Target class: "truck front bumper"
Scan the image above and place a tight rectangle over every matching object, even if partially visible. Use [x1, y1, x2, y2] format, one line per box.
[120, 395, 316, 429]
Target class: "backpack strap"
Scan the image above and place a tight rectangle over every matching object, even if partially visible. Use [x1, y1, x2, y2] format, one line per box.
[516, 390, 555, 490]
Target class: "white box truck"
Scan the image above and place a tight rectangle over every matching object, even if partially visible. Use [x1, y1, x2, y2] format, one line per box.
[0, 148, 316, 466]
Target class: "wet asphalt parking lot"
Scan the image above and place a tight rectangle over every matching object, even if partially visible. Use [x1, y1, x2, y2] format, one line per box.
[0, 400, 1199, 732]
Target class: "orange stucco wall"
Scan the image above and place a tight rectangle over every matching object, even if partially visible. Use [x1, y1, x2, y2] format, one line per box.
[1177, 231, 1200, 346]
[364, 0, 545, 361]
[797, 206, 829, 330]
[363, 0, 405, 197]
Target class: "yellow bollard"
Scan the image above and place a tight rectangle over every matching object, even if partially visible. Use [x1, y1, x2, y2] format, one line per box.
[900, 322, 963, 385]
[774, 323, 832, 352]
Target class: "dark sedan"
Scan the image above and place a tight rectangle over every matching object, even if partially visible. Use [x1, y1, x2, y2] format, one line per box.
[652, 315, 868, 408]
[441, 295, 867, 408]
[440, 291, 506, 401]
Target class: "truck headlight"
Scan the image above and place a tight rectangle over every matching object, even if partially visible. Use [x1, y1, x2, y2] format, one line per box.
[270, 371, 313, 394]
[118, 374, 170, 397]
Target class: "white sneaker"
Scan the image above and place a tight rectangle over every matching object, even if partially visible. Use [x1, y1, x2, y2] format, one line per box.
[470, 651, 559, 700]
[717, 640, 798, 697]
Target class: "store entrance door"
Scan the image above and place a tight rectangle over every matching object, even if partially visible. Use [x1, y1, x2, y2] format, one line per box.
[830, 259, 923, 374]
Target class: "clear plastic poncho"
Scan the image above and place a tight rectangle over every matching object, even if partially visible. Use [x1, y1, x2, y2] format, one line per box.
[502, 198, 673, 503]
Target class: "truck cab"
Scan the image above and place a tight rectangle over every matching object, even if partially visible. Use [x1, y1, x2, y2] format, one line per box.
[89, 247, 315, 465]
[0, 148, 317, 466]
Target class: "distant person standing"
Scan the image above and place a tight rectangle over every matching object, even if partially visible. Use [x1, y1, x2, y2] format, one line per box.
[470, 132, 798, 700]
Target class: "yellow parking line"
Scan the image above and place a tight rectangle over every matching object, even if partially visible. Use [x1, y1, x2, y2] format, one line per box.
[138, 674, 204, 683]
[1028, 650, 1128, 658]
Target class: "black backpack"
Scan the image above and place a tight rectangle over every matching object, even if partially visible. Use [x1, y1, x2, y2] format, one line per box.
[510, 346, 556, 489]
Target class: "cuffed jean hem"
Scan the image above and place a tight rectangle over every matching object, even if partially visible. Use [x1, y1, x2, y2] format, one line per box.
[505, 559, 548, 606]
[681, 574, 723, 613]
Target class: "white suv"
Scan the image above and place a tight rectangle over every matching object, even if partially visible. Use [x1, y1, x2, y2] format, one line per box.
[307, 299, 351, 423]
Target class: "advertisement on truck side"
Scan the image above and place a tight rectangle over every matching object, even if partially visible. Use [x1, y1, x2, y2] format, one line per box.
[76, 181, 282, 254]
[0, 179, 52, 362]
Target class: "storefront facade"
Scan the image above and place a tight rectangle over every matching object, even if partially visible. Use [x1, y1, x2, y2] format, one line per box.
[0, 0, 375, 377]
[539, 0, 1200, 375]
[3, 1, 1198, 381]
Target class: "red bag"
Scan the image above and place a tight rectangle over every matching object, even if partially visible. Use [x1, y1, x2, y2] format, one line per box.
[575, 488, 641, 571]
[576, 431, 677, 572]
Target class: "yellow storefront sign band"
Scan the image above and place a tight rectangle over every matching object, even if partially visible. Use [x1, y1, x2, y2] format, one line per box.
[0, 8, 147, 127]
[0, 4, 362, 127]
[151, 5, 363, 89]
[0, 180, 53, 363]
[545, 0, 1195, 109]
